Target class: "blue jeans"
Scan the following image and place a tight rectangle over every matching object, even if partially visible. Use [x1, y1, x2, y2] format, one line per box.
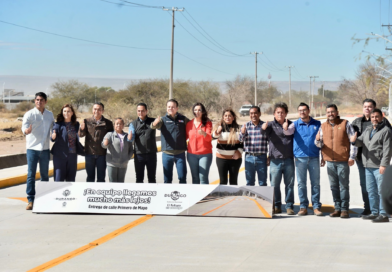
[270, 158, 295, 209]
[327, 161, 350, 211]
[245, 153, 268, 186]
[26, 149, 50, 202]
[187, 153, 212, 184]
[85, 155, 107, 182]
[162, 152, 187, 184]
[365, 167, 387, 216]
[356, 160, 370, 211]
[295, 157, 321, 209]
[107, 166, 127, 183]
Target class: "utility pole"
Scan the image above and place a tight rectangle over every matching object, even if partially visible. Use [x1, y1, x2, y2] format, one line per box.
[251, 52, 262, 106]
[312, 76, 319, 109]
[2, 83, 5, 104]
[286, 66, 294, 109]
[163, 7, 184, 99]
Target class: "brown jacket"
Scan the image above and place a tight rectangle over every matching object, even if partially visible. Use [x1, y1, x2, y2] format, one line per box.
[79, 116, 114, 156]
[321, 118, 350, 162]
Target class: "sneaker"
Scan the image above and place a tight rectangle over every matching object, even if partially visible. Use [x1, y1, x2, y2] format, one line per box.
[372, 215, 389, 223]
[362, 214, 378, 220]
[340, 211, 349, 219]
[286, 208, 296, 215]
[274, 207, 282, 214]
[298, 208, 308, 216]
[26, 202, 34, 210]
[329, 210, 341, 217]
[314, 208, 323, 216]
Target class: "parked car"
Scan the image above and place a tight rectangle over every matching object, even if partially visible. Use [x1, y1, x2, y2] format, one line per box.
[239, 105, 253, 116]
[381, 107, 389, 116]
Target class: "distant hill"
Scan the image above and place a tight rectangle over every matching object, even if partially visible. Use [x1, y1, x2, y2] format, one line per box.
[0, 75, 343, 95]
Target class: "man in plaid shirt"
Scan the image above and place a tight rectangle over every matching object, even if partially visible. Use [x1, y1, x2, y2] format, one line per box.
[239, 106, 268, 186]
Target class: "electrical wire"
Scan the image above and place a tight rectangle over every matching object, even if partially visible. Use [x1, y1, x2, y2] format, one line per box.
[0, 19, 169, 50]
[174, 50, 234, 75]
[182, 11, 249, 57]
[165, 11, 246, 58]
[0, 19, 234, 75]
[119, 0, 163, 9]
[262, 53, 284, 71]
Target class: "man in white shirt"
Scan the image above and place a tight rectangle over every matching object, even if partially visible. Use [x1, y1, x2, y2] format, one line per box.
[21, 92, 54, 210]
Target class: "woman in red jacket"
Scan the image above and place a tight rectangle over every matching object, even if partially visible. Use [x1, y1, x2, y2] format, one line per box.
[186, 103, 213, 184]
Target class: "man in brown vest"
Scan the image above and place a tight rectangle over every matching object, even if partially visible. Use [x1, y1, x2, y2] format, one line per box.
[315, 104, 357, 218]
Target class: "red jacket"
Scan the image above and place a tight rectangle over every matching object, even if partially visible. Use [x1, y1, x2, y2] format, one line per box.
[186, 119, 213, 155]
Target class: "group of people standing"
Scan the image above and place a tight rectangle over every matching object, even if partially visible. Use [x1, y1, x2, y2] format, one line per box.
[21, 93, 392, 223]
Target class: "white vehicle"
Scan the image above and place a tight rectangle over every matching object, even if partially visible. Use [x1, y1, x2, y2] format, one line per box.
[239, 105, 253, 116]
[381, 107, 389, 116]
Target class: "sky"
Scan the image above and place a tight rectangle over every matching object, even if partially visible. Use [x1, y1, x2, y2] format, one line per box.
[0, 0, 391, 83]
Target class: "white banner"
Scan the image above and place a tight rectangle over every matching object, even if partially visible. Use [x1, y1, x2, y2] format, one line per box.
[33, 183, 274, 218]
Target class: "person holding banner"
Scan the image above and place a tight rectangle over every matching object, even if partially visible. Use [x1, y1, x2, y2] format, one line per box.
[213, 109, 243, 185]
[102, 118, 133, 183]
[151, 99, 190, 184]
[51, 104, 84, 182]
[22, 92, 54, 210]
[186, 103, 213, 184]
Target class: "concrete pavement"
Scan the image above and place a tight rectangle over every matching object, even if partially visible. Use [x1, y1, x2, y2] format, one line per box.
[1, 117, 391, 272]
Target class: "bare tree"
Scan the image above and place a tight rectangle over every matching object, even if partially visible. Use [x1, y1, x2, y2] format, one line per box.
[339, 61, 390, 106]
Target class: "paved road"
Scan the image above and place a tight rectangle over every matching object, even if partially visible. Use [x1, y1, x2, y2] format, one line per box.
[179, 196, 273, 218]
[2, 116, 392, 272]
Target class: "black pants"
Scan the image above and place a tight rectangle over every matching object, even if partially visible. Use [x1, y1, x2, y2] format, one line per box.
[134, 153, 157, 183]
[216, 157, 242, 185]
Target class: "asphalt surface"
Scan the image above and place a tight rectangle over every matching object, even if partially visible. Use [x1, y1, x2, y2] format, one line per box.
[1, 116, 392, 272]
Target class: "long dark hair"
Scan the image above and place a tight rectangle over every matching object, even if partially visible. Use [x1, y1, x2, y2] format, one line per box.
[214, 108, 240, 145]
[57, 104, 77, 125]
[192, 102, 209, 126]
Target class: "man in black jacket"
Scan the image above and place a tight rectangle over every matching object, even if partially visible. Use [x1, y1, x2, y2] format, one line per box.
[352, 99, 391, 216]
[128, 103, 157, 183]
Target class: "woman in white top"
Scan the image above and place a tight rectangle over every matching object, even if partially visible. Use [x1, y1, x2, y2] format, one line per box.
[212, 109, 243, 185]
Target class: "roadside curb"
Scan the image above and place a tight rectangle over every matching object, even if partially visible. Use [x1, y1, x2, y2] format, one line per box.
[0, 146, 163, 189]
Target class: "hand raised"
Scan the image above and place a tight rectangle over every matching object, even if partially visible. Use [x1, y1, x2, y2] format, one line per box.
[350, 132, 357, 143]
[25, 124, 32, 135]
[103, 138, 109, 146]
[51, 129, 57, 140]
[316, 130, 321, 141]
[262, 121, 268, 130]
[127, 130, 133, 141]
[198, 127, 206, 136]
[282, 119, 289, 130]
[241, 124, 246, 134]
[153, 115, 161, 126]
[216, 125, 223, 134]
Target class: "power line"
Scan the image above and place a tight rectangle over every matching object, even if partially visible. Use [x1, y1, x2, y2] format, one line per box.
[182, 11, 249, 57]
[98, 0, 149, 8]
[119, 0, 163, 9]
[0, 19, 169, 50]
[262, 53, 284, 71]
[0, 19, 233, 75]
[174, 50, 233, 75]
[165, 11, 246, 58]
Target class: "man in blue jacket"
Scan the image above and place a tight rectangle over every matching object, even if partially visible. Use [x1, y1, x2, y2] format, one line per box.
[292, 102, 322, 216]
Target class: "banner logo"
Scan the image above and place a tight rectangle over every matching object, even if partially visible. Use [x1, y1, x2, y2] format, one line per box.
[166, 191, 186, 201]
[63, 190, 71, 197]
